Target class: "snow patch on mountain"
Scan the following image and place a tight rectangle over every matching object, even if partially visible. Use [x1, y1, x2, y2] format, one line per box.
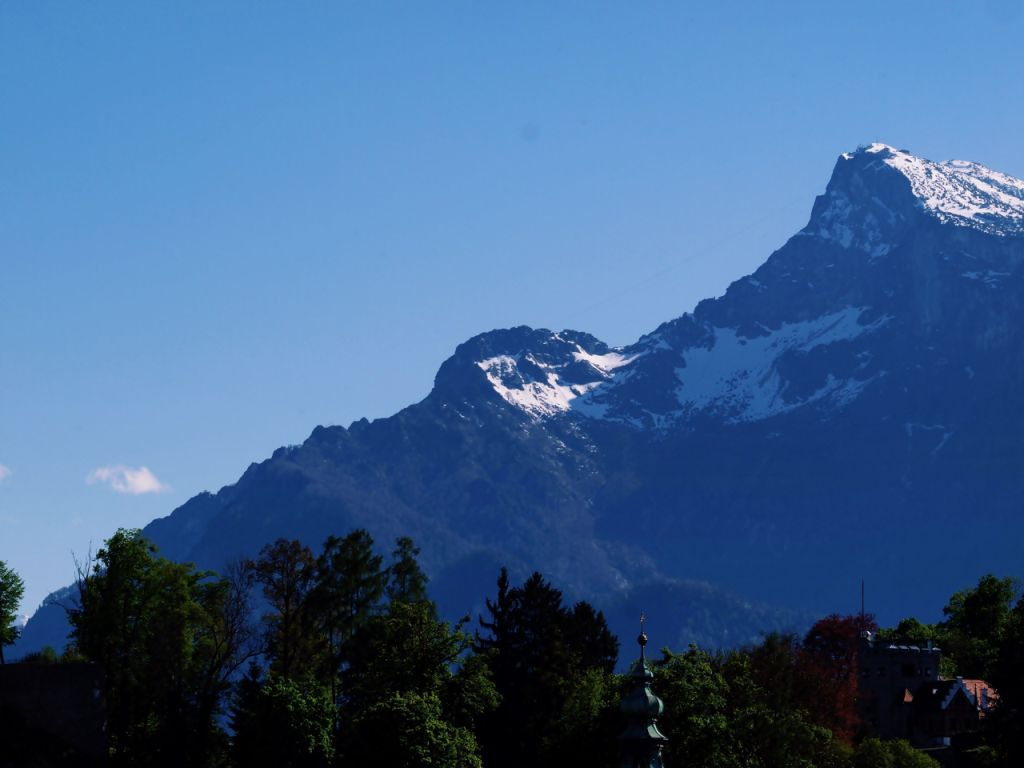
[473, 144, 1023, 428]
[673, 306, 887, 422]
[572, 348, 637, 374]
[477, 354, 591, 417]
[869, 144, 1024, 235]
[477, 308, 887, 426]
[476, 343, 637, 419]
[810, 144, 1024, 257]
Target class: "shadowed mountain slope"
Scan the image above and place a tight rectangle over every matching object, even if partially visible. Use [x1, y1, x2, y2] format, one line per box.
[18, 144, 1024, 657]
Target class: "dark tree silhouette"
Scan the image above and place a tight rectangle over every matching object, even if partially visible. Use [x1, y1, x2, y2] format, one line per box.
[475, 568, 618, 768]
[0, 559, 25, 665]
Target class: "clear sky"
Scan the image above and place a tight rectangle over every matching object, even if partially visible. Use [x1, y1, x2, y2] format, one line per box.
[3, 1, 1024, 616]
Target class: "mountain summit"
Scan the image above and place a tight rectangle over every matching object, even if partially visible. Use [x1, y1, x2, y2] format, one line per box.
[809, 143, 1024, 256]
[444, 145, 1024, 431]
[19, 145, 1024, 656]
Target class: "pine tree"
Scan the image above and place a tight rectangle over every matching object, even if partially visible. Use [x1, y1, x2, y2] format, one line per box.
[248, 538, 321, 680]
[386, 536, 430, 607]
[475, 569, 619, 768]
[307, 529, 387, 701]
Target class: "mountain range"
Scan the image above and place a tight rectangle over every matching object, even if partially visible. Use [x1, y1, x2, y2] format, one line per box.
[18, 143, 1024, 657]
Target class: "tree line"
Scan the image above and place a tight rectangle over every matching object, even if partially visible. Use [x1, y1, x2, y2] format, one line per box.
[5, 530, 619, 768]
[1, 535, 1022, 767]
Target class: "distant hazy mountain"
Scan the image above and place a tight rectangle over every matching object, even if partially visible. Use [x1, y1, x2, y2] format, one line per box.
[19, 144, 1024, 658]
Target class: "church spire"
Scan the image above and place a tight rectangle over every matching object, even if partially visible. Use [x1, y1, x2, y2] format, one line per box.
[618, 614, 668, 768]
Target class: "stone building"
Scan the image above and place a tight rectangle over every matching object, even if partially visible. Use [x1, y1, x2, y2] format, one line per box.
[857, 631, 996, 748]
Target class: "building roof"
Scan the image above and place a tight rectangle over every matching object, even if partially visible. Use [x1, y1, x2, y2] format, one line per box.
[959, 679, 998, 715]
[912, 679, 976, 714]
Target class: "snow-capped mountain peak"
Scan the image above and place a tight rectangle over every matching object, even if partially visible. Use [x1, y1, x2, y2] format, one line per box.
[21, 142, 1024, 661]
[867, 143, 1024, 235]
[474, 338, 638, 419]
[465, 303, 890, 428]
[455, 144, 1024, 431]
[813, 144, 1024, 252]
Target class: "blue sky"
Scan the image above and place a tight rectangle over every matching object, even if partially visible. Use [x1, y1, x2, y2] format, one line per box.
[3, 1, 1024, 616]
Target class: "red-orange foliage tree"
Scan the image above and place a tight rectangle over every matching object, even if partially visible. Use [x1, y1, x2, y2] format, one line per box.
[797, 613, 876, 744]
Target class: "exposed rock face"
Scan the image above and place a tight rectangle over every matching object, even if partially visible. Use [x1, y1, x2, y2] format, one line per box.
[19, 144, 1024, 656]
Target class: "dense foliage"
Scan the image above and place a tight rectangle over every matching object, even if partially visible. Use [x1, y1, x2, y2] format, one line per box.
[68, 529, 255, 766]
[474, 569, 619, 768]
[876, 575, 1022, 681]
[7, 529, 1020, 767]
[0, 559, 25, 664]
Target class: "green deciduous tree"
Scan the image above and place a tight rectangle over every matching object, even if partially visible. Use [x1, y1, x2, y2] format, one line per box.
[720, 644, 850, 768]
[541, 665, 620, 768]
[887, 739, 941, 768]
[940, 574, 1021, 679]
[654, 645, 735, 768]
[991, 595, 1024, 765]
[338, 599, 496, 766]
[852, 737, 894, 768]
[343, 600, 469, 710]
[852, 738, 938, 768]
[346, 691, 483, 768]
[651, 631, 859, 768]
[876, 617, 939, 647]
[230, 670, 335, 768]
[0, 559, 25, 664]
[69, 529, 251, 768]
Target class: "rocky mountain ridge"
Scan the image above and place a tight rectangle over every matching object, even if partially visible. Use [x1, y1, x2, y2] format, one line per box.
[441, 144, 1024, 429]
[18, 143, 1024, 657]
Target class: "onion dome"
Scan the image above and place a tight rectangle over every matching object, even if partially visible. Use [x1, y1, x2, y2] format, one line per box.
[618, 615, 668, 768]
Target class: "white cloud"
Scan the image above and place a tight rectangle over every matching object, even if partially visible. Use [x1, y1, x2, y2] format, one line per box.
[87, 465, 169, 495]
[0, 464, 10, 484]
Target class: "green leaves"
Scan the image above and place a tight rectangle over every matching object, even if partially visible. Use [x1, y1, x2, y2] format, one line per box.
[308, 529, 387, 684]
[231, 673, 335, 768]
[343, 601, 466, 709]
[69, 529, 250, 767]
[991, 595, 1024, 764]
[336, 567, 495, 766]
[0, 559, 25, 664]
[940, 574, 1021, 680]
[852, 738, 939, 768]
[347, 691, 482, 768]
[655, 646, 734, 768]
[236, 530, 495, 767]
